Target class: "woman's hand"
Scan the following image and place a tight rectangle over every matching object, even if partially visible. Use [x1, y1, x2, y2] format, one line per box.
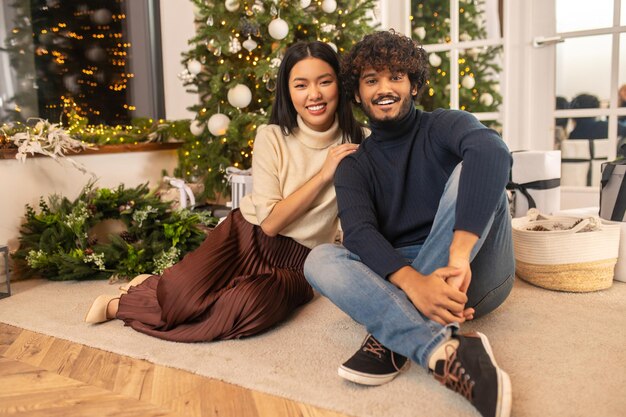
[318, 143, 359, 184]
[260, 143, 357, 237]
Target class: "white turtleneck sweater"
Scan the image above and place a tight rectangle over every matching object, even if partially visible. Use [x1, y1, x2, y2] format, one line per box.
[239, 115, 342, 249]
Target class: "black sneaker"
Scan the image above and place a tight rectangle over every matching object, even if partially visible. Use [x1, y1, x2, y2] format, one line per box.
[431, 332, 512, 417]
[338, 334, 409, 386]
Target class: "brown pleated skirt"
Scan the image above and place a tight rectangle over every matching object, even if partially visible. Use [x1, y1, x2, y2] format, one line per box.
[116, 209, 313, 342]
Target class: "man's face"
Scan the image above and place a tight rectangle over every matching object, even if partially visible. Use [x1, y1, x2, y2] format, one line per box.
[355, 67, 417, 123]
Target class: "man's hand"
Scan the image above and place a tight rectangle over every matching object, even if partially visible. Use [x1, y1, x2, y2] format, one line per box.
[390, 266, 470, 326]
[443, 259, 475, 321]
[447, 229, 480, 320]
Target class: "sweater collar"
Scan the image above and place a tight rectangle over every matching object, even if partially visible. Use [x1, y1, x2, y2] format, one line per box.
[295, 114, 341, 149]
[369, 106, 420, 142]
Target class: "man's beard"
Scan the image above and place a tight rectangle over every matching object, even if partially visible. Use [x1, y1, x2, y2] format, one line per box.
[360, 94, 414, 123]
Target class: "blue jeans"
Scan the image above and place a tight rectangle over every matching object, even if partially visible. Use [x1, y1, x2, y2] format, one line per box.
[304, 164, 515, 369]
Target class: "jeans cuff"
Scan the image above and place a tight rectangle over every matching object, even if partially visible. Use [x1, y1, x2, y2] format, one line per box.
[417, 322, 459, 368]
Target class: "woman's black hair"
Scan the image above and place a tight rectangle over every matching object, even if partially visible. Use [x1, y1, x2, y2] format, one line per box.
[269, 41, 363, 144]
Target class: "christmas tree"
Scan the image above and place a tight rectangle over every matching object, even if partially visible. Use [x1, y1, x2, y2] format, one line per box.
[175, 0, 376, 199]
[1, 0, 133, 125]
[410, 0, 502, 114]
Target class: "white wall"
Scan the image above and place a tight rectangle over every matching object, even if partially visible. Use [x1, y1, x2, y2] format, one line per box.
[159, 0, 198, 120]
[0, 1, 196, 248]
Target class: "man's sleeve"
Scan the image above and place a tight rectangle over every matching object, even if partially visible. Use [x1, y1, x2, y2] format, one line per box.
[431, 110, 512, 236]
[334, 158, 409, 279]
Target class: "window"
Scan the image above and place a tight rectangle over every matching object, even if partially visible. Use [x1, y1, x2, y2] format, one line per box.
[409, 0, 504, 130]
[529, 0, 625, 188]
[0, 0, 164, 126]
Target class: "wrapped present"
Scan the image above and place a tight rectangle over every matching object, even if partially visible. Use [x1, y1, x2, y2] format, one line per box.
[226, 167, 253, 210]
[159, 177, 202, 210]
[507, 150, 561, 218]
[561, 138, 609, 187]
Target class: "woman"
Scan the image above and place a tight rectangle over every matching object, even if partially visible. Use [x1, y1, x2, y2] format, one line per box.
[84, 41, 364, 342]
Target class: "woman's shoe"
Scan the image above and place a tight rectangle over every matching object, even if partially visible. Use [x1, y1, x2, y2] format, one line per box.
[118, 274, 152, 293]
[84, 294, 119, 324]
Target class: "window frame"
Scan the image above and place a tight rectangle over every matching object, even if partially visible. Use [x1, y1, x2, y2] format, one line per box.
[379, 0, 505, 124]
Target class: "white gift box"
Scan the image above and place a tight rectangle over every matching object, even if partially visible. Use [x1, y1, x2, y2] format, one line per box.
[556, 207, 625, 282]
[509, 150, 561, 218]
[229, 173, 253, 210]
[561, 139, 609, 187]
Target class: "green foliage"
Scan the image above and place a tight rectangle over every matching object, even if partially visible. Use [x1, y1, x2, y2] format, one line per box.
[13, 182, 217, 281]
[410, 0, 502, 114]
[175, 0, 377, 199]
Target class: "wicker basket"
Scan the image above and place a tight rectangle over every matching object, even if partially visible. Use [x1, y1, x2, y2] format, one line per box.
[512, 209, 621, 292]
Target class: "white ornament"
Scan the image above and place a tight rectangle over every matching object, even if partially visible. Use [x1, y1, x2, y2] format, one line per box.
[91, 8, 112, 25]
[242, 37, 258, 52]
[467, 48, 480, 60]
[459, 33, 472, 42]
[269, 57, 282, 69]
[461, 75, 475, 89]
[428, 53, 442, 67]
[479, 93, 494, 106]
[252, 0, 264, 13]
[327, 42, 337, 52]
[320, 23, 336, 33]
[190, 120, 205, 136]
[227, 84, 252, 108]
[301, 0, 311, 7]
[268, 18, 289, 40]
[208, 113, 230, 136]
[177, 69, 195, 83]
[414, 26, 426, 40]
[228, 36, 242, 54]
[225, 0, 240, 12]
[492, 84, 501, 94]
[321, 0, 337, 13]
[187, 59, 202, 75]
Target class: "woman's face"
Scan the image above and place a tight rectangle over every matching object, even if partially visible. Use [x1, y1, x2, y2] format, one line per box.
[288, 57, 339, 132]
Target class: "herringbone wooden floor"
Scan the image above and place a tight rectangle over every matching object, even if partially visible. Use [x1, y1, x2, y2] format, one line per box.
[0, 323, 349, 417]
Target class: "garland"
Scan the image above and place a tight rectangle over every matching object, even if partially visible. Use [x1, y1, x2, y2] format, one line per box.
[13, 182, 217, 281]
[0, 111, 194, 149]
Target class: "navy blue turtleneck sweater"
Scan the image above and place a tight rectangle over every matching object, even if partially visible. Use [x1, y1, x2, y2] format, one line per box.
[334, 107, 512, 279]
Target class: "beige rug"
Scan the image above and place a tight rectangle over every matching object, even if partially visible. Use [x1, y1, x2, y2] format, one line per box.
[1, 277, 625, 417]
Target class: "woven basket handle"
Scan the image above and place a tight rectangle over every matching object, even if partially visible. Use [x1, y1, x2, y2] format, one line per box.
[565, 218, 593, 234]
[524, 208, 599, 234]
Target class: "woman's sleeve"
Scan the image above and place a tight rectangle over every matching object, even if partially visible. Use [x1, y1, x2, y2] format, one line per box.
[249, 127, 283, 224]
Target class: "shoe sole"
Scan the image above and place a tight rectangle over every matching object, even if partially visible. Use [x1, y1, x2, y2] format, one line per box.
[476, 332, 512, 417]
[337, 361, 410, 386]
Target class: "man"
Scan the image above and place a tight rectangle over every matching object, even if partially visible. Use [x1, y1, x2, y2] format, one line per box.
[304, 30, 515, 417]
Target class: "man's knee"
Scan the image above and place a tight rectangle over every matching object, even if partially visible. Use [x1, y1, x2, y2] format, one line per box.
[304, 243, 354, 295]
[304, 243, 337, 284]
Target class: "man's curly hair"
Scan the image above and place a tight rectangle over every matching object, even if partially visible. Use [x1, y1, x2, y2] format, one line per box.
[340, 30, 429, 103]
